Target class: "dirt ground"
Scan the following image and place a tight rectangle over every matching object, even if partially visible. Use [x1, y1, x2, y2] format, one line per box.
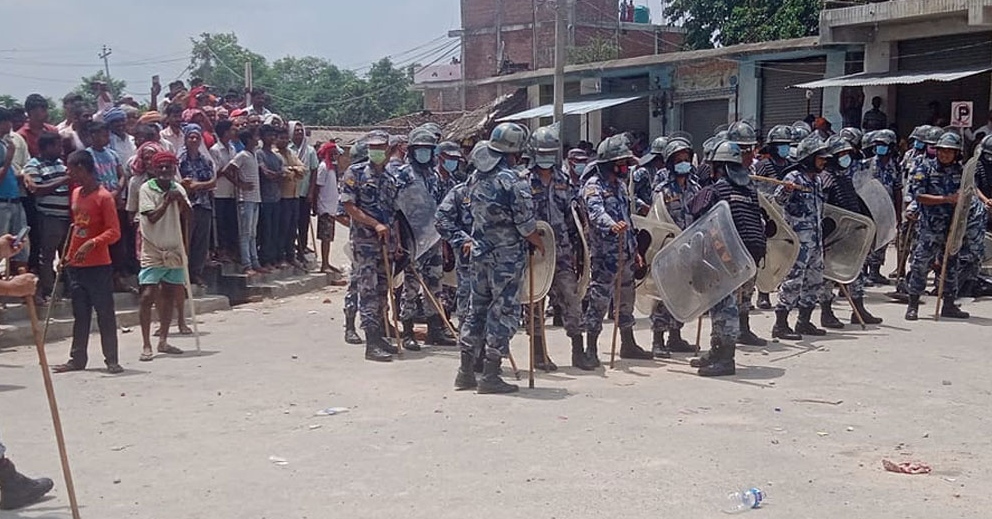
[3, 280, 991, 519]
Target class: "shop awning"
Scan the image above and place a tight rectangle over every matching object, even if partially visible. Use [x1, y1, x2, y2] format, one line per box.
[496, 96, 644, 121]
[791, 66, 992, 89]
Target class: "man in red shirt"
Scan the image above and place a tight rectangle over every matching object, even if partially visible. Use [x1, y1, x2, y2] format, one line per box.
[53, 149, 123, 374]
[16, 94, 57, 158]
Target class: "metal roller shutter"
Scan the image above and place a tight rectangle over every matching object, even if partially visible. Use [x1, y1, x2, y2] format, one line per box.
[680, 99, 730, 155]
[603, 97, 649, 135]
[760, 58, 826, 132]
[896, 33, 992, 136]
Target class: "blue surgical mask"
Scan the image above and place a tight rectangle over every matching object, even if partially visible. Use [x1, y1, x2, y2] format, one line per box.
[776, 144, 791, 158]
[443, 158, 460, 173]
[573, 163, 586, 176]
[838, 155, 852, 169]
[413, 148, 433, 165]
[535, 156, 556, 170]
[673, 161, 692, 175]
[914, 141, 925, 150]
[875, 144, 889, 156]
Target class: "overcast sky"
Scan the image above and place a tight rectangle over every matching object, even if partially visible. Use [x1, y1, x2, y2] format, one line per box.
[0, 0, 462, 102]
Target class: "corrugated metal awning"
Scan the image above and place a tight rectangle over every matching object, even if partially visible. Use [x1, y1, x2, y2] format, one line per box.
[791, 66, 992, 89]
[497, 96, 643, 121]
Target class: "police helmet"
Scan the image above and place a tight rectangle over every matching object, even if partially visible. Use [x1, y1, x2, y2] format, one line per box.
[826, 135, 853, 157]
[921, 126, 944, 145]
[728, 121, 758, 146]
[529, 126, 560, 153]
[408, 128, 438, 148]
[871, 129, 897, 147]
[663, 138, 693, 163]
[839, 127, 864, 149]
[796, 135, 829, 162]
[935, 131, 964, 151]
[487, 123, 530, 154]
[766, 125, 793, 145]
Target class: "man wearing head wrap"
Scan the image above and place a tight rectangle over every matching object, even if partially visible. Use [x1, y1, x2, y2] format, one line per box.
[104, 107, 136, 167]
[178, 124, 216, 285]
[313, 141, 341, 275]
[137, 151, 191, 362]
[289, 121, 320, 264]
[138, 111, 163, 126]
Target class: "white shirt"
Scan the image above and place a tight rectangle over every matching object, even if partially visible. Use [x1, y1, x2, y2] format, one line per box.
[210, 141, 237, 199]
[109, 132, 136, 167]
[315, 162, 339, 216]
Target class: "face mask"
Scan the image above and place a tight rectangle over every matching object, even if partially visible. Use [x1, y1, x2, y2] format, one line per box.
[777, 144, 791, 158]
[673, 161, 692, 175]
[615, 164, 630, 177]
[413, 148, 433, 165]
[573, 163, 586, 176]
[368, 149, 387, 165]
[875, 145, 889, 156]
[535, 156, 556, 170]
[926, 145, 937, 157]
[837, 155, 852, 169]
[443, 159, 460, 173]
[914, 141, 925, 150]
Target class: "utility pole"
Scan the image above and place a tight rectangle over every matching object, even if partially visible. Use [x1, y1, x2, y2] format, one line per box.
[553, 0, 567, 158]
[99, 44, 112, 81]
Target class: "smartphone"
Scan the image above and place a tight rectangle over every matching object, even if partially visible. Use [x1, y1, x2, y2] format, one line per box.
[152, 75, 161, 88]
[12, 226, 29, 249]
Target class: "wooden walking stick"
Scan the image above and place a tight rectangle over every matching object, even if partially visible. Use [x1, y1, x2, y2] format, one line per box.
[42, 226, 74, 345]
[695, 316, 703, 351]
[412, 269, 459, 338]
[609, 231, 623, 369]
[840, 283, 866, 330]
[381, 240, 403, 353]
[23, 274, 82, 519]
[178, 244, 202, 353]
[528, 248, 535, 389]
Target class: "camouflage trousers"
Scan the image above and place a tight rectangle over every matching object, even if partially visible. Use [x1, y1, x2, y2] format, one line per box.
[459, 246, 527, 359]
[583, 251, 636, 335]
[400, 242, 444, 321]
[344, 260, 359, 314]
[737, 275, 756, 316]
[907, 223, 957, 298]
[958, 207, 987, 286]
[819, 272, 866, 304]
[650, 302, 684, 333]
[866, 246, 886, 269]
[352, 241, 389, 332]
[710, 294, 740, 342]
[776, 234, 825, 312]
[525, 260, 583, 338]
[452, 258, 471, 323]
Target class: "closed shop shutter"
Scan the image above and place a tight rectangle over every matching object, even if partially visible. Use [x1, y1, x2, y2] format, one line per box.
[680, 99, 729, 155]
[603, 97, 649, 136]
[896, 33, 992, 137]
[760, 58, 826, 132]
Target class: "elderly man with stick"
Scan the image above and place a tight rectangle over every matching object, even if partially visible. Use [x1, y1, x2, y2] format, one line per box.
[137, 151, 192, 361]
[0, 235, 55, 510]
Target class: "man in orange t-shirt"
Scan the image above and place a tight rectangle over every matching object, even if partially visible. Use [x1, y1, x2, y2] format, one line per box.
[53, 149, 123, 375]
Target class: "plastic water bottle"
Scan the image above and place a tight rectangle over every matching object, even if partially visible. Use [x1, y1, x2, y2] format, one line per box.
[719, 487, 764, 513]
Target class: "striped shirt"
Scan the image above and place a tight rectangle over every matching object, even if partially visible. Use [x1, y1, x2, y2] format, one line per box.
[23, 157, 70, 219]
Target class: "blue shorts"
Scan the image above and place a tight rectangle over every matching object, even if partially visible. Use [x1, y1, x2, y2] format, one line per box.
[139, 266, 186, 286]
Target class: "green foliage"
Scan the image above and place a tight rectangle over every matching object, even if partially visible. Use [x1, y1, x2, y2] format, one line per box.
[664, 0, 820, 50]
[70, 71, 128, 111]
[568, 36, 622, 65]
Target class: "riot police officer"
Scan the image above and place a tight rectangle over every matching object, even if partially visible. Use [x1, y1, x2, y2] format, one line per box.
[632, 136, 668, 216]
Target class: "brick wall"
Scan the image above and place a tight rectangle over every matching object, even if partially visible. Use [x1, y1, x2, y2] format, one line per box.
[423, 87, 465, 112]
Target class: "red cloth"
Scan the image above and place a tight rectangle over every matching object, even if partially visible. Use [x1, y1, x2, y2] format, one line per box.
[151, 151, 179, 167]
[67, 186, 121, 267]
[17, 123, 59, 158]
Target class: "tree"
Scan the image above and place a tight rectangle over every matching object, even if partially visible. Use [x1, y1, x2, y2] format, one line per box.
[664, 0, 820, 50]
[70, 71, 128, 111]
[568, 36, 622, 65]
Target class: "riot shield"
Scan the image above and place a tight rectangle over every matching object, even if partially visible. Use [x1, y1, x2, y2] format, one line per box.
[570, 202, 591, 301]
[822, 203, 876, 284]
[948, 157, 978, 256]
[631, 215, 681, 314]
[651, 191, 678, 226]
[756, 193, 800, 293]
[394, 174, 441, 261]
[518, 221, 557, 304]
[853, 170, 898, 252]
[983, 232, 992, 267]
[651, 201, 757, 322]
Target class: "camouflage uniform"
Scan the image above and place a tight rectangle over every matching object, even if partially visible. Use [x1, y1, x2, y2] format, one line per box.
[459, 161, 537, 359]
[709, 294, 740, 343]
[582, 171, 638, 335]
[649, 176, 700, 333]
[436, 181, 474, 323]
[959, 198, 987, 289]
[818, 165, 868, 301]
[774, 168, 825, 311]
[392, 161, 446, 321]
[339, 163, 398, 332]
[907, 158, 962, 298]
[862, 155, 903, 268]
[630, 164, 657, 216]
[526, 167, 582, 338]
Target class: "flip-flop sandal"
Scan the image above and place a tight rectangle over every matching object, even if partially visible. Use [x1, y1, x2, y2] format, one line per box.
[157, 345, 184, 355]
[139, 352, 154, 362]
[106, 364, 125, 374]
[177, 328, 194, 336]
[52, 363, 84, 374]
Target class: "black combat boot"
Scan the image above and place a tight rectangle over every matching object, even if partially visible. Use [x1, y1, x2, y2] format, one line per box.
[344, 309, 362, 345]
[868, 264, 891, 286]
[772, 309, 802, 340]
[737, 312, 767, 346]
[426, 315, 457, 346]
[851, 297, 883, 325]
[586, 333, 601, 368]
[940, 299, 970, 319]
[905, 294, 920, 321]
[477, 351, 519, 394]
[795, 306, 827, 336]
[401, 319, 422, 351]
[651, 330, 671, 359]
[571, 334, 595, 370]
[666, 327, 697, 353]
[698, 337, 736, 377]
[552, 305, 563, 327]
[619, 328, 653, 360]
[364, 329, 393, 362]
[690, 337, 719, 368]
[819, 302, 845, 329]
[533, 335, 558, 372]
[454, 350, 477, 390]
[756, 292, 772, 310]
[0, 458, 53, 511]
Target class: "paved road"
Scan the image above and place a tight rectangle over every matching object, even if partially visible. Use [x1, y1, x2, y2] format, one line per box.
[3, 281, 989, 518]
